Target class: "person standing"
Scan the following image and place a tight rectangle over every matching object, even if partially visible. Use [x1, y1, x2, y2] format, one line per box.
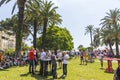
[62, 51, 69, 77]
[51, 50, 57, 79]
[34, 49, 39, 72]
[98, 51, 104, 68]
[28, 48, 35, 75]
[57, 50, 63, 69]
[80, 50, 84, 65]
[83, 51, 89, 65]
[39, 49, 46, 75]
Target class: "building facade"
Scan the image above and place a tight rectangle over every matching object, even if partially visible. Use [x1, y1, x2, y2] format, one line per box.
[0, 31, 15, 50]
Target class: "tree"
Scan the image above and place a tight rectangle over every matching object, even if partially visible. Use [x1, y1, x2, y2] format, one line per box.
[0, 0, 26, 57]
[85, 25, 94, 46]
[40, 0, 62, 49]
[93, 28, 101, 48]
[100, 27, 114, 55]
[100, 8, 120, 56]
[4, 48, 15, 55]
[0, 15, 29, 38]
[22, 44, 31, 51]
[25, 0, 43, 49]
[78, 45, 83, 49]
[0, 15, 18, 34]
[36, 26, 74, 51]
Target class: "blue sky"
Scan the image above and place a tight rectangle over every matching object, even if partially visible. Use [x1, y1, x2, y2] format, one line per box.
[0, 0, 120, 49]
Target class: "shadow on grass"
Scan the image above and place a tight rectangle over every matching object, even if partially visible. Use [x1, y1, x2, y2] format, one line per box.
[57, 67, 62, 70]
[0, 69, 9, 71]
[104, 71, 114, 74]
[33, 75, 53, 80]
[57, 75, 66, 80]
[20, 72, 30, 76]
[99, 68, 105, 70]
[20, 72, 54, 80]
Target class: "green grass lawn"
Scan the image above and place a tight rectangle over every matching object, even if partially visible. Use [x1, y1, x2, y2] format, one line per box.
[0, 58, 117, 80]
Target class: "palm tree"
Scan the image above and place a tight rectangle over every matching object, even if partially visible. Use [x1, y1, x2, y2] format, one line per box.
[100, 8, 120, 56]
[40, 0, 62, 49]
[85, 25, 94, 46]
[0, 15, 29, 39]
[25, 0, 43, 49]
[93, 28, 101, 48]
[0, 0, 26, 57]
[100, 27, 114, 55]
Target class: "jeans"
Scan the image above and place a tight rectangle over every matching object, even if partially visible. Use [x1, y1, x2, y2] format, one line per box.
[52, 63, 57, 78]
[40, 60, 43, 75]
[100, 58, 103, 68]
[44, 61, 48, 76]
[63, 64, 67, 75]
[29, 60, 34, 74]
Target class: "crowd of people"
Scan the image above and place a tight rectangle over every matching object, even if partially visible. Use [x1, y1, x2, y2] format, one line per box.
[0, 52, 28, 69]
[28, 48, 70, 79]
[0, 48, 70, 79]
[1, 48, 120, 79]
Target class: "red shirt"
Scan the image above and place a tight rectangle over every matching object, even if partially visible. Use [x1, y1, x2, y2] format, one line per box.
[29, 50, 35, 60]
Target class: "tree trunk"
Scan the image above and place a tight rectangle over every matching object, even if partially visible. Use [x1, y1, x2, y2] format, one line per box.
[41, 18, 48, 49]
[108, 41, 114, 56]
[33, 20, 37, 50]
[115, 37, 119, 57]
[90, 31, 92, 46]
[15, 0, 26, 57]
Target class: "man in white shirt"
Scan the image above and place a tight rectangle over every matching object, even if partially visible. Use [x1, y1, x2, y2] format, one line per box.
[98, 51, 104, 68]
[63, 51, 69, 77]
[40, 49, 46, 75]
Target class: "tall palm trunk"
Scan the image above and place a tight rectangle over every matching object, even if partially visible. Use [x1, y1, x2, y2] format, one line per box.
[42, 18, 48, 49]
[115, 37, 119, 57]
[15, 0, 26, 57]
[90, 31, 93, 46]
[33, 20, 37, 50]
[108, 41, 114, 56]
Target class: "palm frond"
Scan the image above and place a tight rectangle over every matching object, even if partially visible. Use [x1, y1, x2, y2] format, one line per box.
[0, 0, 6, 6]
[11, 2, 17, 14]
[5, 0, 11, 4]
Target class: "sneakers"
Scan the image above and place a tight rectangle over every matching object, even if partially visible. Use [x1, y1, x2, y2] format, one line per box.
[63, 74, 66, 77]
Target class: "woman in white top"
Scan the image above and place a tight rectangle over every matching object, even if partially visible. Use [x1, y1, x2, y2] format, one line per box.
[57, 51, 63, 69]
[62, 51, 69, 77]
